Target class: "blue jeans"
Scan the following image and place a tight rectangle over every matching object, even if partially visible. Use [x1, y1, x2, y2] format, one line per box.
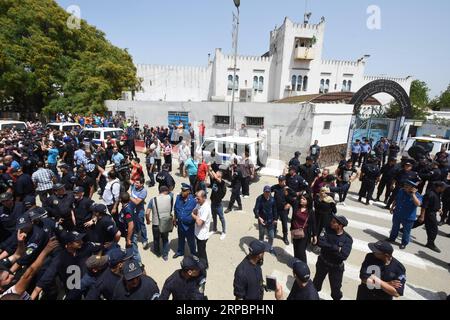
[135, 209, 148, 244]
[211, 202, 226, 233]
[389, 216, 415, 246]
[258, 221, 274, 250]
[176, 225, 197, 256]
[130, 233, 142, 264]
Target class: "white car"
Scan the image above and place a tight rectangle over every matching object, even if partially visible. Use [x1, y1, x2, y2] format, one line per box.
[46, 122, 82, 132]
[402, 136, 450, 159]
[0, 120, 27, 131]
[79, 127, 124, 147]
[196, 136, 267, 170]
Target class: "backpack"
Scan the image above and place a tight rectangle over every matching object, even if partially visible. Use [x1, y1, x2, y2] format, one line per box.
[108, 181, 125, 203]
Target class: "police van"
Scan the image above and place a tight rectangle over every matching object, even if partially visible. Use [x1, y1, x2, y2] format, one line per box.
[46, 122, 82, 132]
[196, 136, 268, 171]
[0, 120, 27, 131]
[79, 127, 124, 147]
[402, 136, 450, 160]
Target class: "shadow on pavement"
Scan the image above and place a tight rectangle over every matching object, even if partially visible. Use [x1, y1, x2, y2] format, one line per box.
[416, 250, 450, 272]
[238, 236, 258, 256]
[406, 283, 447, 300]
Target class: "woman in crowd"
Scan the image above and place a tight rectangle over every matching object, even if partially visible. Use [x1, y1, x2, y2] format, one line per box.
[291, 192, 317, 263]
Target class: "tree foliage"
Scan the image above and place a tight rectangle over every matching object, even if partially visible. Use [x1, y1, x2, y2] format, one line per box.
[429, 84, 450, 111]
[384, 80, 430, 120]
[0, 0, 141, 116]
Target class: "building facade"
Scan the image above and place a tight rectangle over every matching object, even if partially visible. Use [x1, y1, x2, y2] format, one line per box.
[133, 17, 412, 105]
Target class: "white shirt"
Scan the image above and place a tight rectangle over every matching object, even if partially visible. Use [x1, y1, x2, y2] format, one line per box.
[102, 178, 121, 205]
[194, 201, 212, 240]
[178, 145, 190, 163]
[0, 285, 31, 300]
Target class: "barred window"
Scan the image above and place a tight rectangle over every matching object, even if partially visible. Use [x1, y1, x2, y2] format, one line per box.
[214, 115, 230, 125]
[246, 117, 264, 127]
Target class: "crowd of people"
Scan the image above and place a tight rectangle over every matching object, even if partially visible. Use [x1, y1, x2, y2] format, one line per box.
[0, 117, 449, 301]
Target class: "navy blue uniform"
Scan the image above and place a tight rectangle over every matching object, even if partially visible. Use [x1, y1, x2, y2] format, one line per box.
[156, 171, 176, 190]
[112, 276, 160, 300]
[159, 270, 207, 300]
[43, 193, 76, 230]
[0, 202, 25, 242]
[357, 253, 406, 300]
[73, 197, 94, 232]
[85, 268, 121, 300]
[313, 227, 353, 300]
[287, 280, 320, 300]
[233, 257, 264, 300]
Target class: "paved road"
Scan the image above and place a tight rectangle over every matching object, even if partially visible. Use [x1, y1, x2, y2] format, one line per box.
[98, 157, 450, 300]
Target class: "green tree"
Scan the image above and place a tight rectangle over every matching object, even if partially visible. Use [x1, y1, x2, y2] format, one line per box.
[385, 80, 430, 120]
[429, 84, 450, 111]
[0, 0, 140, 116]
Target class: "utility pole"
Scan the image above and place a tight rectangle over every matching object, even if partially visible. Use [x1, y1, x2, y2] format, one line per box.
[230, 0, 240, 132]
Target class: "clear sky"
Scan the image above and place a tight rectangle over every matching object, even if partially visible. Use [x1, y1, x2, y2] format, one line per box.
[55, 0, 450, 98]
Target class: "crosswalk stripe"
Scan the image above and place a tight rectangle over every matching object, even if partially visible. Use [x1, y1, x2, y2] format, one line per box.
[337, 204, 393, 221]
[281, 245, 443, 300]
[348, 195, 388, 207]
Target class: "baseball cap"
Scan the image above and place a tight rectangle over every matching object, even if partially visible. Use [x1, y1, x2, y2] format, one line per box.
[92, 203, 108, 215]
[332, 214, 348, 227]
[86, 255, 109, 270]
[248, 240, 268, 256]
[263, 185, 271, 193]
[306, 156, 313, 161]
[294, 151, 301, 157]
[16, 215, 32, 230]
[62, 231, 86, 244]
[0, 192, 13, 202]
[292, 260, 311, 282]
[73, 186, 84, 194]
[181, 256, 205, 271]
[368, 241, 393, 256]
[23, 195, 36, 208]
[122, 259, 143, 281]
[108, 248, 133, 267]
[53, 183, 65, 191]
[28, 207, 48, 221]
[181, 183, 191, 191]
[403, 180, 418, 188]
[278, 175, 286, 181]
[433, 181, 449, 189]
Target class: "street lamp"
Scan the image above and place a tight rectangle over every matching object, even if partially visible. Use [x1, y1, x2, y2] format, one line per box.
[230, 0, 240, 131]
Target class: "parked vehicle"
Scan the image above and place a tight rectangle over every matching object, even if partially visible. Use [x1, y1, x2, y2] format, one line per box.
[46, 122, 82, 132]
[79, 127, 124, 147]
[402, 136, 450, 160]
[0, 120, 27, 131]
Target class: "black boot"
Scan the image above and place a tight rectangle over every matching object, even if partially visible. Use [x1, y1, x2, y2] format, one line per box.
[283, 236, 289, 246]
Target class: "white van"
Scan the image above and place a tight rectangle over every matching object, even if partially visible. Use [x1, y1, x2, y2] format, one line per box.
[196, 136, 267, 170]
[79, 127, 124, 147]
[402, 136, 450, 159]
[46, 122, 82, 132]
[0, 120, 27, 131]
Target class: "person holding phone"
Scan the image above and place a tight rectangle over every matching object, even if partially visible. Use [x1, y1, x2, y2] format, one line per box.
[386, 180, 422, 250]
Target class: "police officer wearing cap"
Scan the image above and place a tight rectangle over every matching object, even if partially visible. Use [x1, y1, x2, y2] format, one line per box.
[275, 259, 319, 300]
[271, 175, 291, 245]
[112, 259, 160, 300]
[85, 248, 133, 300]
[173, 183, 197, 259]
[358, 154, 381, 205]
[299, 156, 320, 187]
[313, 214, 353, 300]
[72, 186, 94, 233]
[81, 254, 109, 297]
[43, 183, 76, 230]
[85, 204, 121, 252]
[286, 166, 309, 212]
[288, 151, 301, 174]
[32, 230, 101, 300]
[159, 255, 207, 300]
[59, 163, 75, 191]
[156, 163, 176, 192]
[385, 160, 420, 209]
[0, 192, 25, 243]
[29, 207, 61, 240]
[412, 181, 447, 253]
[233, 240, 266, 300]
[357, 241, 406, 300]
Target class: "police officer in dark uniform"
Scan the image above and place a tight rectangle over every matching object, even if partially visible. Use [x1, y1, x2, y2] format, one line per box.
[275, 259, 319, 300]
[156, 163, 176, 192]
[286, 166, 309, 211]
[271, 176, 290, 245]
[43, 183, 76, 231]
[29, 207, 61, 240]
[385, 160, 420, 209]
[423, 161, 442, 194]
[233, 240, 266, 300]
[59, 163, 75, 191]
[412, 181, 447, 253]
[72, 186, 94, 233]
[313, 214, 353, 300]
[357, 241, 406, 300]
[32, 230, 101, 300]
[112, 259, 160, 300]
[299, 156, 320, 187]
[358, 155, 381, 205]
[288, 151, 301, 173]
[375, 157, 399, 203]
[0, 192, 25, 243]
[159, 256, 207, 300]
[85, 248, 133, 300]
[87, 204, 121, 252]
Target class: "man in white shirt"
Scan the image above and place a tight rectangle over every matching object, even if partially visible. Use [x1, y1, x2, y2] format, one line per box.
[102, 171, 121, 215]
[178, 140, 190, 177]
[192, 190, 212, 269]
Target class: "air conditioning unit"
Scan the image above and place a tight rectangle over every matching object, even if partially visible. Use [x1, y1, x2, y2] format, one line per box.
[239, 89, 253, 102]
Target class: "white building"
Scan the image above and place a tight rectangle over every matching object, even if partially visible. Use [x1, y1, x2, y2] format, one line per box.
[133, 17, 412, 105]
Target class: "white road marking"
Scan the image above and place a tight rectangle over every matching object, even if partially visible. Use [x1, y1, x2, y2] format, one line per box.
[337, 204, 392, 221]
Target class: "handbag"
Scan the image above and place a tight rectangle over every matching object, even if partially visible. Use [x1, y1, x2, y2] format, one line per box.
[291, 211, 309, 240]
[154, 196, 174, 233]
